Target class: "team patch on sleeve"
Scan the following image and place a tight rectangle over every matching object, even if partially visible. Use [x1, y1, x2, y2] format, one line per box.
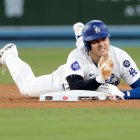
[123, 60, 138, 77]
[71, 61, 81, 71]
[123, 60, 130, 67]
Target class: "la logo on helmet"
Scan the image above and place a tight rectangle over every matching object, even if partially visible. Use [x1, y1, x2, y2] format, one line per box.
[94, 25, 100, 33]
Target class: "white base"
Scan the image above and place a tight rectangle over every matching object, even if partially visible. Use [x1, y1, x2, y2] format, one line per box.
[39, 90, 110, 101]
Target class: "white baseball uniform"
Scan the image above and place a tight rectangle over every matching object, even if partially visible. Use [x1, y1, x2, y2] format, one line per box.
[64, 37, 140, 87]
[4, 37, 140, 97]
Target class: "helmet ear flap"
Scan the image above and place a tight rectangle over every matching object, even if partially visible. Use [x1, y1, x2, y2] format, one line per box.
[84, 41, 91, 51]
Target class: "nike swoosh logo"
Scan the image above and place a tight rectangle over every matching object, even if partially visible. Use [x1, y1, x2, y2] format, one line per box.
[89, 74, 94, 76]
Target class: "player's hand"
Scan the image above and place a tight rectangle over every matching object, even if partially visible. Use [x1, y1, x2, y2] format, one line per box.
[97, 83, 125, 100]
[97, 53, 114, 81]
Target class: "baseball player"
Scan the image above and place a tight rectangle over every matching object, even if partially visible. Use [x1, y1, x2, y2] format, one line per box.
[0, 20, 139, 99]
[65, 20, 140, 99]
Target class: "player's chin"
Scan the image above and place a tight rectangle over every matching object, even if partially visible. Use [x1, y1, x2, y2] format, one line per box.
[98, 51, 107, 57]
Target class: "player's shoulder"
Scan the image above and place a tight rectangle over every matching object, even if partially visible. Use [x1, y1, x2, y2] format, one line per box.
[68, 48, 86, 57]
[110, 45, 132, 61]
[110, 45, 127, 54]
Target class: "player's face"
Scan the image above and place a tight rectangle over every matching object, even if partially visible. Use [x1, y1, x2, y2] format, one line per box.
[90, 37, 110, 61]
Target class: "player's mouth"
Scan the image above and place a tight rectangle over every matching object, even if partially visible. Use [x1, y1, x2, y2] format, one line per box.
[98, 48, 105, 52]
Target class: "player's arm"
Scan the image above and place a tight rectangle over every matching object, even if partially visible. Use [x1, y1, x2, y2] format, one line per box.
[121, 78, 140, 99]
[66, 74, 101, 90]
[66, 54, 113, 90]
[130, 78, 140, 88]
[119, 50, 140, 99]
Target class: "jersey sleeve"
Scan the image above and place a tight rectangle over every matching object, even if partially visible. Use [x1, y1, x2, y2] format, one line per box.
[120, 50, 140, 85]
[64, 49, 85, 79]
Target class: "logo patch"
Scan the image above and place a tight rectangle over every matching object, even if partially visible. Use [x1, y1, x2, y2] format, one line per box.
[71, 61, 81, 71]
[123, 60, 130, 67]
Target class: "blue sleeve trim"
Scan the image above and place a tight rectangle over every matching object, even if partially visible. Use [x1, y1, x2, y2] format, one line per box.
[130, 78, 140, 88]
[123, 78, 140, 99]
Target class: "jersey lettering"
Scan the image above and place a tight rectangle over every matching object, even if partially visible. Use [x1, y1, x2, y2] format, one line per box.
[105, 74, 120, 86]
[129, 67, 138, 77]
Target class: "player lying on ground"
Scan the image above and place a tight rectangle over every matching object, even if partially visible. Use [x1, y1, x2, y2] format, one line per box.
[66, 20, 140, 99]
[0, 20, 140, 99]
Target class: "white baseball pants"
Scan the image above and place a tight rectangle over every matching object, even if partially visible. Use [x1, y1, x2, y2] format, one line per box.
[4, 55, 65, 97]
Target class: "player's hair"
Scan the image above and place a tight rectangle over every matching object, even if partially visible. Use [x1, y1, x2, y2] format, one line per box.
[82, 20, 110, 51]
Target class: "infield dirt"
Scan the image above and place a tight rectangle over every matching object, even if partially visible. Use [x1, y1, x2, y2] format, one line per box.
[0, 84, 140, 108]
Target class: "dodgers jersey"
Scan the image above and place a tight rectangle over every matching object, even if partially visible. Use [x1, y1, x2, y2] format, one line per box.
[64, 44, 140, 87]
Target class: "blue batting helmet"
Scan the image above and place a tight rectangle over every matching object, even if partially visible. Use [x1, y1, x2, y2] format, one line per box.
[82, 20, 110, 50]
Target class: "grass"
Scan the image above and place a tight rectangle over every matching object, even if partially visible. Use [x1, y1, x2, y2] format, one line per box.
[0, 108, 140, 140]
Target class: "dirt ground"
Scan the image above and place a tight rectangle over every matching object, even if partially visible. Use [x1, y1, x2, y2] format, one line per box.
[0, 84, 140, 108]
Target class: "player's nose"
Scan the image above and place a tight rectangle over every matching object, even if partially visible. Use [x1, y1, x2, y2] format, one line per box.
[99, 41, 105, 48]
